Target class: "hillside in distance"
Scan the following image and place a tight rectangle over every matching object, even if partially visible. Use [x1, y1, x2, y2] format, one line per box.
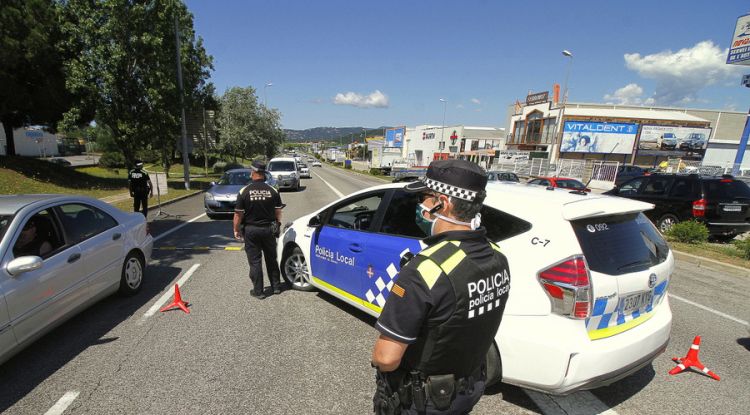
[284, 126, 392, 141]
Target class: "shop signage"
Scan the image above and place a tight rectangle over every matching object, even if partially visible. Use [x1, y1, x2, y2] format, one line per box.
[727, 14, 750, 65]
[561, 121, 637, 155]
[525, 91, 549, 105]
[450, 130, 458, 145]
[422, 132, 436, 140]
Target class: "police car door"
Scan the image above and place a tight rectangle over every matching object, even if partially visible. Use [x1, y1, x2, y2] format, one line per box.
[361, 190, 426, 314]
[311, 192, 386, 309]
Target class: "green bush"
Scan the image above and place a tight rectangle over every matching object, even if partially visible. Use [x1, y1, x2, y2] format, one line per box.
[369, 168, 382, 176]
[212, 161, 227, 173]
[665, 220, 709, 244]
[344, 164, 352, 169]
[99, 151, 126, 168]
[224, 162, 245, 171]
[733, 238, 750, 259]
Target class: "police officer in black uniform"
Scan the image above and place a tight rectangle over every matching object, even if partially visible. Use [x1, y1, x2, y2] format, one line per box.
[371, 159, 511, 414]
[128, 160, 153, 218]
[233, 160, 284, 299]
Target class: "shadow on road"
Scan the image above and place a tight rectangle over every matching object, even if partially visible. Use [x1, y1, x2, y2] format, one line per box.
[738, 337, 750, 351]
[0, 263, 183, 412]
[589, 363, 656, 407]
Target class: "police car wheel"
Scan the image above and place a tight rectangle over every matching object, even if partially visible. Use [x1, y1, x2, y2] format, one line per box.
[119, 251, 144, 296]
[282, 246, 314, 291]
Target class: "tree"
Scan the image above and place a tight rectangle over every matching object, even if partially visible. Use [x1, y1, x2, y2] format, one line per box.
[217, 87, 285, 161]
[0, 0, 81, 156]
[59, 0, 213, 169]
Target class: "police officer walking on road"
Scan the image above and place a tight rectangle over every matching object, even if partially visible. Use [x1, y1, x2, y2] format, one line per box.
[233, 160, 284, 299]
[371, 159, 511, 414]
[128, 160, 153, 218]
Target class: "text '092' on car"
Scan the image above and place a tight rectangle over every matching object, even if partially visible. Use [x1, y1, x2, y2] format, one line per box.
[0, 195, 153, 364]
[276, 182, 673, 395]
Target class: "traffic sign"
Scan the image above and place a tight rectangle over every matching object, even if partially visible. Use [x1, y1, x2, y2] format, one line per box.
[727, 14, 750, 65]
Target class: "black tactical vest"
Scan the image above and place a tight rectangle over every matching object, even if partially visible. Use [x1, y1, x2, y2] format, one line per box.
[402, 239, 510, 378]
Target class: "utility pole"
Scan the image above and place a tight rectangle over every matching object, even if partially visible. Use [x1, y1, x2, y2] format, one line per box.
[202, 108, 209, 176]
[174, 14, 190, 190]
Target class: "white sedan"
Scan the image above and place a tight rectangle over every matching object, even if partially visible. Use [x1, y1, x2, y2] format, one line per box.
[311, 161, 322, 167]
[277, 182, 673, 395]
[0, 195, 152, 364]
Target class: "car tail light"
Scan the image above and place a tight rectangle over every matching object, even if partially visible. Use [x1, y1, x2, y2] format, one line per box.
[692, 198, 707, 217]
[538, 256, 592, 319]
[146, 223, 151, 235]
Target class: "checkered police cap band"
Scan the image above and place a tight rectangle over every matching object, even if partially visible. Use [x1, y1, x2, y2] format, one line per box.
[424, 177, 478, 201]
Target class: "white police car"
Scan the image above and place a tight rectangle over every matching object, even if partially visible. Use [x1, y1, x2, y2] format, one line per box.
[277, 182, 673, 395]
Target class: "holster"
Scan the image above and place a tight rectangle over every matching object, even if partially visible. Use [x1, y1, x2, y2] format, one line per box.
[373, 369, 401, 415]
[426, 374, 456, 410]
[271, 221, 281, 238]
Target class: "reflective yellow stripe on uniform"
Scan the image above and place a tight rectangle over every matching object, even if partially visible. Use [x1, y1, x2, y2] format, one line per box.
[419, 240, 449, 258]
[440, 250, 466, 274]
[490, 242, 501, 253]
[416, 259, 443, 289]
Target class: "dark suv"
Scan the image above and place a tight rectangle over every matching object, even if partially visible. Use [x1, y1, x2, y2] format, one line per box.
[606, 174, 750, 241]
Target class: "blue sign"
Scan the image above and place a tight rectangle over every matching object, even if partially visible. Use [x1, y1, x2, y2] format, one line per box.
[385, 127, 405, 148]
[561, 121, 638, 154]
[727, 14, 750, 65]
[25, 130, 44, 139]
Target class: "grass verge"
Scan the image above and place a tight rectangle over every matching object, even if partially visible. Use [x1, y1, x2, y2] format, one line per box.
[669, 241, 750, 269]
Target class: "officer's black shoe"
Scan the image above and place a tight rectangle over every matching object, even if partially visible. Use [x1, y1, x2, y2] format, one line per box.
[250, 291, 266, 300]
[273, 286, 282, 295]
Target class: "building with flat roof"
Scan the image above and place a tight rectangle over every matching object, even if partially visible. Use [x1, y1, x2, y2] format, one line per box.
[403, 125, 506, 168]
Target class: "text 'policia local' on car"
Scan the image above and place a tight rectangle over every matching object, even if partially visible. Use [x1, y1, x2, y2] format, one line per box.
[0, 195, 153, 364]
[277, 182, 673, 395]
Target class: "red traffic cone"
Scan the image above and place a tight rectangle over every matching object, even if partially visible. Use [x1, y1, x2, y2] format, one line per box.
[160, 284, 190, 314]
[669, 335, 720, 381]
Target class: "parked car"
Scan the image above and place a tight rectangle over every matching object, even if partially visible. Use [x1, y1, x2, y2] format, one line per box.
[679, 133, 707, 152]
[528, 176, 590, 192]
[48, 158, 72, 167]
[277, 183, 673, 395]
[615, 165, 647, 186]
[204, 169, 278, 218]
[487, 171, 520, 183]
[298, 163, 311, 179]
[660, 133, 678, 150]
[605, 174, 750, 241]
[0, 195, 153, 364]
[268, 157, 301, 191]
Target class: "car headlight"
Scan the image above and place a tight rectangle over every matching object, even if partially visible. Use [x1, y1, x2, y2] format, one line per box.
[205, 193, 214, 201]
[290, 172, 297, 178]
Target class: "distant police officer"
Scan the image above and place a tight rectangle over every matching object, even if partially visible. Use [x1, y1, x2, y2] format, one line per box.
[128, 160, 153, 218]
[371, 159, 511, 414]
[233, 160, 284, 299]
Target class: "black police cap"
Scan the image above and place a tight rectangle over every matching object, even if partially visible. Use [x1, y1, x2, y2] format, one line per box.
[404, 159, 487, 202]
[250, 159, 266, 172]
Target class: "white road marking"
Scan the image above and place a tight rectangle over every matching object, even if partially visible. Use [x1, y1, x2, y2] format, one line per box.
[153, 213, 207, 242]
[525, 390, 620, 415]
[312, 171, 345, 198]
[139, 263, 201, 323]
[668, 293, 749, 326]
[44, 391, 80, 415]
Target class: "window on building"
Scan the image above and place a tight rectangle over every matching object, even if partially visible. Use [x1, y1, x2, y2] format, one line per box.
[542, 118, 557, 143]
[526, 112, 543, 143]
[513, 121, 525, 144]
[470, 140, 479, 151]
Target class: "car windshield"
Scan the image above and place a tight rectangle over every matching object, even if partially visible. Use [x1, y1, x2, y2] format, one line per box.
[217, 171, 251, 186]
[0, 215, 12, 240]
[269, 161, 296, 172]
[704, 179, 750, 200]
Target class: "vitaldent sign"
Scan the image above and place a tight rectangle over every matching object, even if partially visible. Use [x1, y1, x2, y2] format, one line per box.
[727, 14, 750, 65]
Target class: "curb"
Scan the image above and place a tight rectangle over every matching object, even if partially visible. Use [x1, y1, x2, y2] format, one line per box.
[672, 250, 750, 277]
[324, 161, 390, 183]
[152, 190, 205, 208]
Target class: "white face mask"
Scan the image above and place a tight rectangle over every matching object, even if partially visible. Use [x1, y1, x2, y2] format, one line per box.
[416, 197, 482, 235]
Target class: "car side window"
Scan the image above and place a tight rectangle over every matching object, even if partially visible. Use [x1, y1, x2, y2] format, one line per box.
[327, 193, 384, 231]
[528, 179, 540, 185]
[58, 203, 118, 243]
[380, 191, 426, 238]
[669, 178, 692, 197]
[641, 177, 672, 196]
[618, 177, 646, 196]
[13, 209, 65, 259]
[540, 179, 550, 186]
[487, 173, 496, 181]
[483, 206, 532, 242]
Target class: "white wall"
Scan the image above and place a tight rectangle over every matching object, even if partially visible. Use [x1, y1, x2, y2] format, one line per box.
[703, 143, 750, 168]
[0, 124, 59, 157]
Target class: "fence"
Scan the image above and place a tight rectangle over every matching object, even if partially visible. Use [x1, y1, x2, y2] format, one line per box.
[490, 158, 621, 190]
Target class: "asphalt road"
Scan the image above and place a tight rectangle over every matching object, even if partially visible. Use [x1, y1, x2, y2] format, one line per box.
[1, 163, 748, 414]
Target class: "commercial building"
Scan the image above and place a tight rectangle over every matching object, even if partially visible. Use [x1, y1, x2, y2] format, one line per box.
[403, 125, 506, 168]
[506, 92, 750, 169]
[0, 125, 60, 157]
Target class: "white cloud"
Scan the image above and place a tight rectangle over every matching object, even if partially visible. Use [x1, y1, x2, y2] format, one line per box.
[603, 83, 646, 105]
[456, 104, 464, 109]
[333, 90, 389, 108]
[622, 41, 742, 105]
[470, 98, 481, 105]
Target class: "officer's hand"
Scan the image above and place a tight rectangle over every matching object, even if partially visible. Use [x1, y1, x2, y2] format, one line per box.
[130, 192, 134, 197]
[234, 230, 243, 241]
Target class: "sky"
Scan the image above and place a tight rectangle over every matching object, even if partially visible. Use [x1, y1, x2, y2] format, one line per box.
[185, 0, 750, 130]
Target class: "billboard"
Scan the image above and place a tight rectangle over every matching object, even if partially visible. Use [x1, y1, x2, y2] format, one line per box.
[636, 125, 712, 160]
[385, 127, 405, 148]
[727, 14, 750, 65]
[560, 121, 638, 154]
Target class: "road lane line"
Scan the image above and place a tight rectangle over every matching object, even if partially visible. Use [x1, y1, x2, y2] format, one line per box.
[153, 213, 207, 242]
[312, 171, 345, 198]
[44, 391, 80, 415]
[524, 390, 619, 415]
[139, 263, 201, 324]
[668, 293, 748, 326]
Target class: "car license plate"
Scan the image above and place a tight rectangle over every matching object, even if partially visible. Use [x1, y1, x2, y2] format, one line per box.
[619, 290, 653, 315]
[723, 205, 742, 212]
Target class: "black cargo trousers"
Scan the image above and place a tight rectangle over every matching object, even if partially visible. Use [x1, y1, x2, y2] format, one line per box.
[133, 191, 149, 218]
[243, 225, 281, 295]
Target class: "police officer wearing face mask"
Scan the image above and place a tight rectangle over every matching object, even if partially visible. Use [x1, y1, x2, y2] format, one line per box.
[371, 159, 511, 415]
[128, 160, 153, 218]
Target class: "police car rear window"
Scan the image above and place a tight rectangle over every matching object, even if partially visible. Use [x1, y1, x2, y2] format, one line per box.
[571, 213, 669, 276]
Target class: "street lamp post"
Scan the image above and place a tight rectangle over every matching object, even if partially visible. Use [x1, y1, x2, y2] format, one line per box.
[264, 82, 273, 107]
[551, 50, 573, 163]
[439, 98, 447, 156]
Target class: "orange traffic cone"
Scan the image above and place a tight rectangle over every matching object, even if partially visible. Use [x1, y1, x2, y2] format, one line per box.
[669, 335, 720, 381]
[160, 284, 190, 314]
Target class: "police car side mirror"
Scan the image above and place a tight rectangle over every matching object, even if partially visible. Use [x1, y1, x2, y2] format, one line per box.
[308, 214, 322, 228]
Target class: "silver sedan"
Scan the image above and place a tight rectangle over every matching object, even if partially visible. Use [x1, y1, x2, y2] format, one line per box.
[0, 195, 153, 364]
